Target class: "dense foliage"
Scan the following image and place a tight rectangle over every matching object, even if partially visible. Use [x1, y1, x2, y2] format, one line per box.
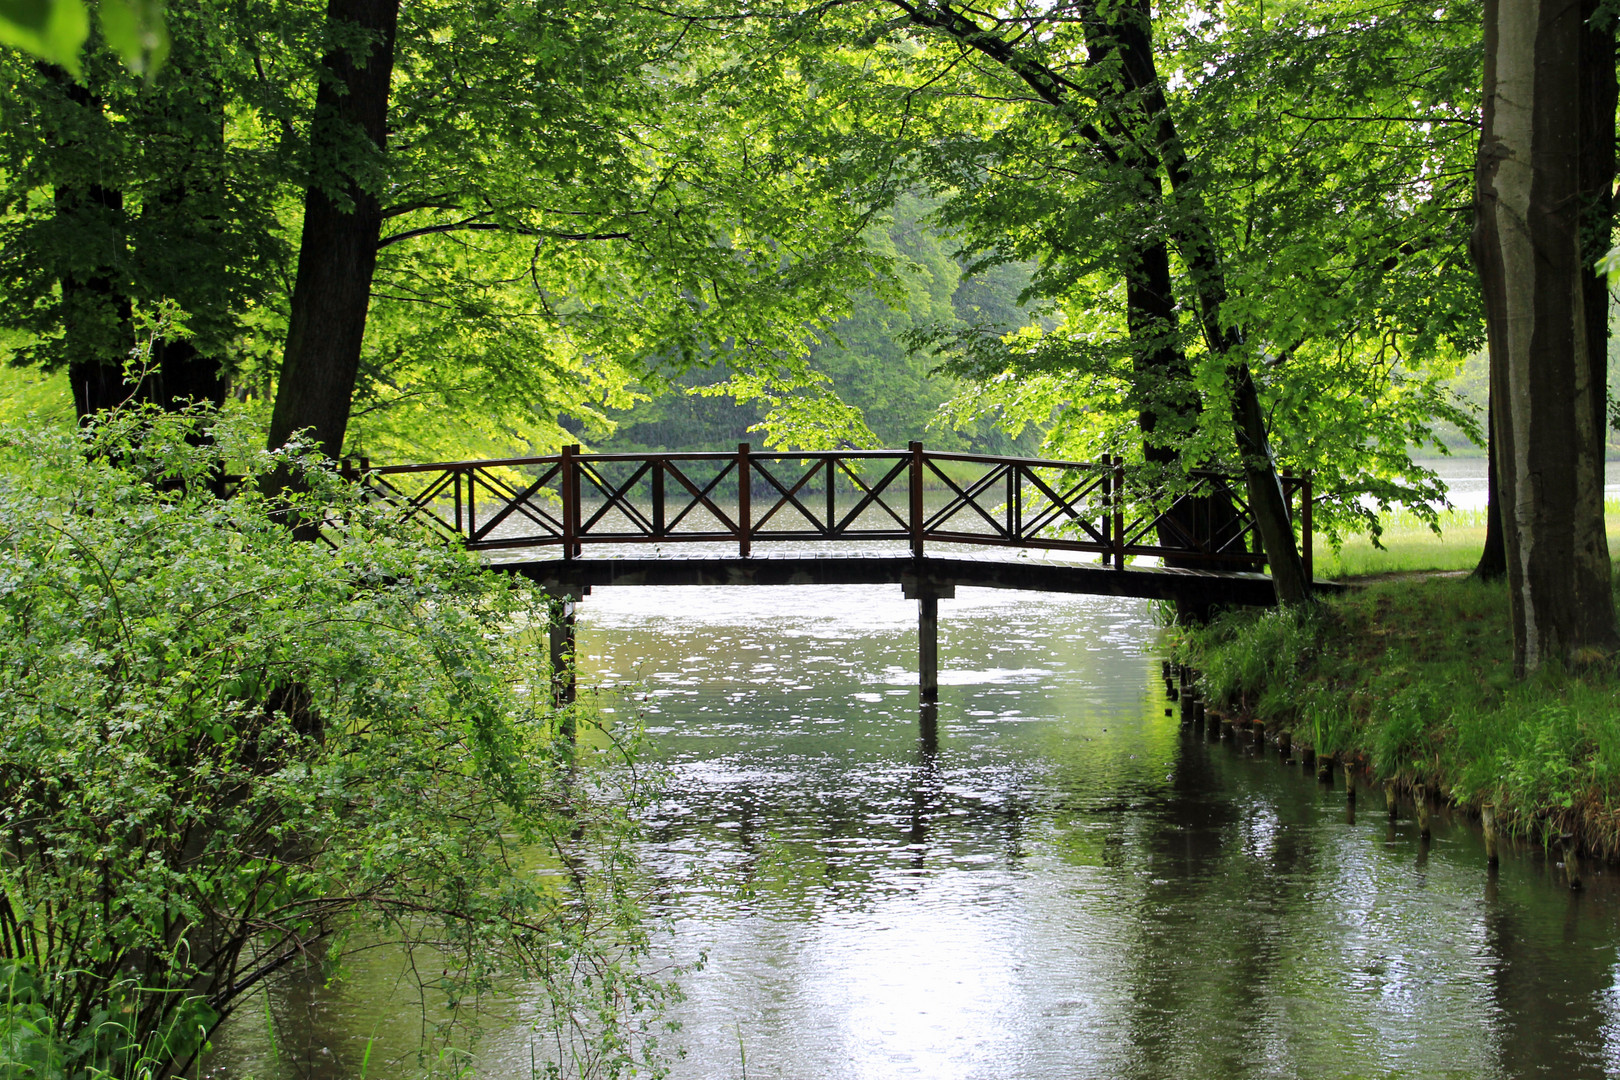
[595, 194, 1044, 453]
[0, 410, 670, 1078]
[838, 0, 1488, 543]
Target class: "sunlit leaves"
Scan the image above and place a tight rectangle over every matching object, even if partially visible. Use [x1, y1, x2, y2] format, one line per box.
[0, 0, 166, 75]
[0, 0, 87, 73]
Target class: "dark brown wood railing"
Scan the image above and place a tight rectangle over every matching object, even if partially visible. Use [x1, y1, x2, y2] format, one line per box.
[349, 443, 1312, 576]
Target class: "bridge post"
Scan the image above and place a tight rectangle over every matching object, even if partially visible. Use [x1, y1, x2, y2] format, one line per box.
[1112, 455, 1126, 569]
[919, 593, 938, 703]
[547, 587, 588, 739]
[549, 594, 577, 709]
[909, 442, 925, 558]
[561, 444, 579, 560]
[1302, 470, 1313, 582]
[738, 442, 752, 558]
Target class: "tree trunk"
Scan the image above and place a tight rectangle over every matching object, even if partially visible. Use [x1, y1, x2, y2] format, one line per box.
[1474, 0, 1618, 672]
[1102, 0, 1310, 603]
[1473, 391, 1507, 580]
[266, 0, 400, 459]
[893, 0, 1312, 603]
[47, 74, 135, 419]
[52, 64, 231, 420]
[1229, 360, 1311, 604]
[1084, 2, 1258, 590]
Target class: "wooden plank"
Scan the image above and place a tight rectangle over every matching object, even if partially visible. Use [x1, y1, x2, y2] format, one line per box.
[500, 554, 1313, 606]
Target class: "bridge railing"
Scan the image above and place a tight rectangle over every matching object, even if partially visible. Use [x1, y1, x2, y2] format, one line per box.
[353, 443, 1311, 575]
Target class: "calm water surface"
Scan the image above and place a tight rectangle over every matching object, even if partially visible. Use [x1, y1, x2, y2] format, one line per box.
[210, 584, 1620, 1079]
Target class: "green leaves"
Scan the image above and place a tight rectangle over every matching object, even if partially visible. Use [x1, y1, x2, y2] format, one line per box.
[0, 0, 88, 73]
[0, 0, 166, 75]
[0, 407, 671, 1075]
[97, 0, 166, 75]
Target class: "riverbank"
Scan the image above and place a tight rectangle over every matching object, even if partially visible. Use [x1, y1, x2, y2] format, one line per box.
[1165, 575, 1620, 864]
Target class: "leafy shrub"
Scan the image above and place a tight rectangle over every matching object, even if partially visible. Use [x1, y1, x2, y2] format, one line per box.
[0, 409, 670, 1078]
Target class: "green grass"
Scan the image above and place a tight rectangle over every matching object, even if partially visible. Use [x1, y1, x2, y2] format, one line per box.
[1168, 576, 1620, 858]
[1318, 500, 1620, 578]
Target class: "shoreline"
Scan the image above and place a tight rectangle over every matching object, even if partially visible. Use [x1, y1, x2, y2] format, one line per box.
[1164, 574, 1620, 875]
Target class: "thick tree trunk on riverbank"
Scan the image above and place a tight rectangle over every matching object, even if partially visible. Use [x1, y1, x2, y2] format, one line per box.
[889, 0, 1310, 603]
[267, 0, 399, 459]
[1473, 0, 1618, 671]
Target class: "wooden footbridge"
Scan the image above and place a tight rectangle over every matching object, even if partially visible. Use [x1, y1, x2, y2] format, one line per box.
[352, 443, 1319, 707]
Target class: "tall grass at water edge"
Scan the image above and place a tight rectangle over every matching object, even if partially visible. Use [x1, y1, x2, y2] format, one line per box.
[1167, 576, 1620, 858]
[1320, 498, 1620, 577]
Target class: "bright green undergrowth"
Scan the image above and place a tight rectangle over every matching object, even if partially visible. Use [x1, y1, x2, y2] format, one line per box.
[1168, 577, 1620, 854]
[1320, 500, 1620, 577]
[0, 409, 674, 1080]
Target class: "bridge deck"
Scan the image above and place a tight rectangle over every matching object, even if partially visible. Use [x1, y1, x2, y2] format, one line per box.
[497, 552, 1338, 606]
[357, 445, 1330, 708]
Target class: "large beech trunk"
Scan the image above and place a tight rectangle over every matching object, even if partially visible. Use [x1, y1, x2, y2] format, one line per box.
[54, 68, 230, 420]
[267, 0, 400, 459]
[1474, 0, 1618, 671]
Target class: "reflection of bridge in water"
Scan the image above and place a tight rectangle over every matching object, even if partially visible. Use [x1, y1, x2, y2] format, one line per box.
[356, 443, 1321, 709]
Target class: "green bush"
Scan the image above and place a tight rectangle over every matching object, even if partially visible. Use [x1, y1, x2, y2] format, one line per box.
[0, 409, 671, 1078]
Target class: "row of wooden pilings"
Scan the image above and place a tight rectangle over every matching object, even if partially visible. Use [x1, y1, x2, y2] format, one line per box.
[1163, 660, 1588, 890]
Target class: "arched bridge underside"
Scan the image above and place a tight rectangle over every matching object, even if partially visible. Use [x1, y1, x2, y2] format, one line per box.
[358, 443, 1335, 708]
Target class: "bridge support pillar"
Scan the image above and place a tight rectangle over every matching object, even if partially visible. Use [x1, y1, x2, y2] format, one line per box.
[919, 593, 938, 703]
[903, 575, 955, 711]
[546, 588, 589, 731]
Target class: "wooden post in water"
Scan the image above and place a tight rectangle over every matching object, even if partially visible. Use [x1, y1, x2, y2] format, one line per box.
[1386, 782, 1398, 820]
[1561, 833, 1583, 890]
[919, 592, 938, 704]
[903, 576, 953, 711]
[1277, 730, 1292, 757]
[548, 589, 583, 738]
[1482, 803, 1499, 865]
[1414, 784, 1431, 838]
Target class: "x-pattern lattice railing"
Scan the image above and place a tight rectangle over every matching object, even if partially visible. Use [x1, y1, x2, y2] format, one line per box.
[353, 443, 1312, 575]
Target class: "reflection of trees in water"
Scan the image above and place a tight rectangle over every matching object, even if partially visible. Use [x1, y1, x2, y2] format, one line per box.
[599, 597, 1620, 1078]
[1485, 869, 1617, 1078]
[1104, 736, 1323, 1080]
[1103, 733, 1620, 1080]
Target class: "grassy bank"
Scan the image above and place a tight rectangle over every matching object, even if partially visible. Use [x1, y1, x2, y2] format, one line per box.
[1317, 499, 1620, 577]
[1167, 576, 1620, 861]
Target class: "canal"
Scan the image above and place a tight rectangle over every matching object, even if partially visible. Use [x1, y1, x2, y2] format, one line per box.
[209, 583, 1620, 1079]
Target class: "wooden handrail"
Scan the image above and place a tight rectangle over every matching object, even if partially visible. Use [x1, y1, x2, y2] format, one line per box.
[355, 444, 1313, 574]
